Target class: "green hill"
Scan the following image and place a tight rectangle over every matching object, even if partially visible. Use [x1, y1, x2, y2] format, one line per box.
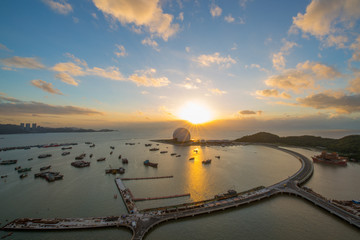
[235, 132, 360, 160]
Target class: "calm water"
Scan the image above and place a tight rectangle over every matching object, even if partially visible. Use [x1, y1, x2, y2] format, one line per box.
[0, 132, 359, 239]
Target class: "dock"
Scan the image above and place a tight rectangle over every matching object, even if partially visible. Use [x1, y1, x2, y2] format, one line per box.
[121, 176, 173, 181]
[133, 193, 190, 202]
[115, 178, 138, 213]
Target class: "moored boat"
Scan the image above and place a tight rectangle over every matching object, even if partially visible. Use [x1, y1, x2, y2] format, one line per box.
[97, 157, 106, 162]
[144, 160, 158, 168]
[0, 160, 17, 165]
[19, 173, 28, 179]
[312, 151, 347, 166]
[122, 158, 128, 164]
[202, 159, 211, 164]
[160, 151, 168, 154]
[71, 161, 90, 168]
[61, 146, 72, 150]
[105, 167, 125, 174]
[171, 153, 177, 156]
[62, 151, 70, 156]
[189, 157, 195, 160]
[18, 167, 32, 173]
[38, 154, 52, 159]
[75, 153, 86, 160]
[40, 165, 51, 171]
[149, 148, 159, 151]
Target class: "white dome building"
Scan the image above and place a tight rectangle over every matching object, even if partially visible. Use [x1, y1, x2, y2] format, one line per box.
[173, 128, 191, 142]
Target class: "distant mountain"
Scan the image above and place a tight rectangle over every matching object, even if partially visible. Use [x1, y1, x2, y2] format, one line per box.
[0, 124, 114, 134]
[235, 132, 360, 160]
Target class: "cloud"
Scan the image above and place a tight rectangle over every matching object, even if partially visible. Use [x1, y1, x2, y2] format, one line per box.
[0, 92, 22, 103]
[350, 35, 360, 61]
[209, 88, 227, 95]
[297, 91, 360, 113]
[224, 14, 235, 23]
[291, 0, 360, 37]
[178, 12, 184, 21]
[51, 54, 124, 85]
[141, 37, 159, 51]
[348, 71, 360, 93]
[55, 73, 79, 86]
[31, 79, 63, 95]
[256, 89, 291, 99]
[272, 40, 298, 71]
[92, 0, 179, 41]
[185, 46, 190, 53]
[42, 0, 73, 15]
[91, 13, 98, 19]
[265, 61, 341, 92]
[1, 56, 45, 69]
[194, 52, 236, 68]
[239, 0, 250, 8]
[239, 110, 262, 115]
[0, 43, 10, 51]
[210, 4, 222, 17]
[0, 95, 102, 115]
[129, 68, 170, 87]
[114, 44, 127, 57]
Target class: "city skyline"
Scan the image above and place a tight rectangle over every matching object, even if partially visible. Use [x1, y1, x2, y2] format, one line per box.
[1, 0, 360, 131]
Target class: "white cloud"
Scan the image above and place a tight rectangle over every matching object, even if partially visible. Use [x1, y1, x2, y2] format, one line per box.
[272, 40, 298, 71]
[42, 0, 73, 15]
[31, 79, 63, 95]
[224, 14, 235, 23]
[92, 0, 179, 41]
[114, 44, 127, 57]
[210, 4, 222, 17]
[178, 12, 184, 21]
[209, 88, 227, 95]
[1, 56, 45, 69]
[129, 68, 170, 87]
[142, 37, 159, 51]
[195, 52, 236, 68]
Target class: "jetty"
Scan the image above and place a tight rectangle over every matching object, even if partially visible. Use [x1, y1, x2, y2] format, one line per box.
[133, 193, 190, 202]
[121, 176, 173, 181]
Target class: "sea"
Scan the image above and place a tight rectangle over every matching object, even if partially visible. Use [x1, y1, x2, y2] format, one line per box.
[0, 130, 359, 240]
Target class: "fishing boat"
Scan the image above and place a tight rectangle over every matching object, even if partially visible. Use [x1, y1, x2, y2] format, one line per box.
[62, 151, 70, 156]
[105, 167, 125, 174]
[71, 161, 90, 168]
[61, 147, 72, 150]
[149, 148, 159, 151]
[97, 157, 106, 162]
[18, 167, 32, 173]
[118, 155, 122, 159]
[15, 166, 21, 170]
[75, 153, 86, 160]
[89, 154, 93, 158]
[189, 157, 195, 160]
[202, 159, 212, 164]
[215, 156, 220, 159]
[122, 158, 128, 164]
[40, 165, 51, 171]
[19, 174, 28, 179]
[144, 160, 158, 168]
[0, 160, 17, 165]
[38, 154, 52, 158]
[27, 158, 33, 161]
[312, 151, 347, 166]
[160, 151, 168, 154]
[171, 153, 177, 156]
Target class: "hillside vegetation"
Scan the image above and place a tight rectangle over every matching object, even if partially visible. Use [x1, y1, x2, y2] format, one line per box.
[235, 132, 360, 160]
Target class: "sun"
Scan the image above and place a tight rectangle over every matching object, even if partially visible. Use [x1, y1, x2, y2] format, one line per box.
[178, 101, 213, 124]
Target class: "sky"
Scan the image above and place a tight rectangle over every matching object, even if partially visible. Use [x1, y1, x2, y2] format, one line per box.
[1, 0, 360, 134]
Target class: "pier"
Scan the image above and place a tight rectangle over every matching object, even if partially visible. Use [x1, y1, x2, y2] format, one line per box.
[121, 176, 173, 181]
[133, 193, 190, 202]
[2, 145, 359, 240]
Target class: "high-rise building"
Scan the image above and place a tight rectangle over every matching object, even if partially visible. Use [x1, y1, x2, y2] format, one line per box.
[25, 123, 31, 131]
[20, 123, 25, 129]
[32, 123, 37, 130]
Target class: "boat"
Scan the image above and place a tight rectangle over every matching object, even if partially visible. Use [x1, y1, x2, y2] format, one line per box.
[110, 146, 115, 149]
[15, 166, 22, 170]
[0, 160, 17, 165]
[122, 158, 128, 164]
[149, 148, 159, 151]
[160, 151, 168, 154]
[176, 155, 181, 157]
[105, 167, 125, 174]
[18, 167, 32, 173]
[89, 154, 93, 158]
[193, 149, 199, 153]
[145, 144, 152, 147]
[312, 151, 347, 166]
[110, 151, 113, 155]
[61, 147, 72, 150]
[214, 189, 237, 199]
[189, 157, 195, 160]
[215, 156, 220, 159]
[97, 157, 106, 162]
[19, 174, 28, 179]
[144, 160, 158, 168]
[38, 154, 52, 159]
[1, 175, 7, 178]
[90, 144, 95, 148]
[118, 155, 122, 159]
[202, 159, 212, 164]
[75, 153, 86, 160]
[71, 161, 90, 168]
[85, 142, 92, 144]
[27, 158, 33, 161]
[40, 165, 51, 171]
[62, 151, 70, 156]
[171, 153, 177, 156]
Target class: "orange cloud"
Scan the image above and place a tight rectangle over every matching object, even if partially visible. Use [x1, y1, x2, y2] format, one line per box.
[256, 89, 291, 99]
[129, 68, 170, 87]
[92, 0, 179, 41]
[31, 79, 63, 95]
[195, 52, 236, 68]
[42, 0, 73, 15]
